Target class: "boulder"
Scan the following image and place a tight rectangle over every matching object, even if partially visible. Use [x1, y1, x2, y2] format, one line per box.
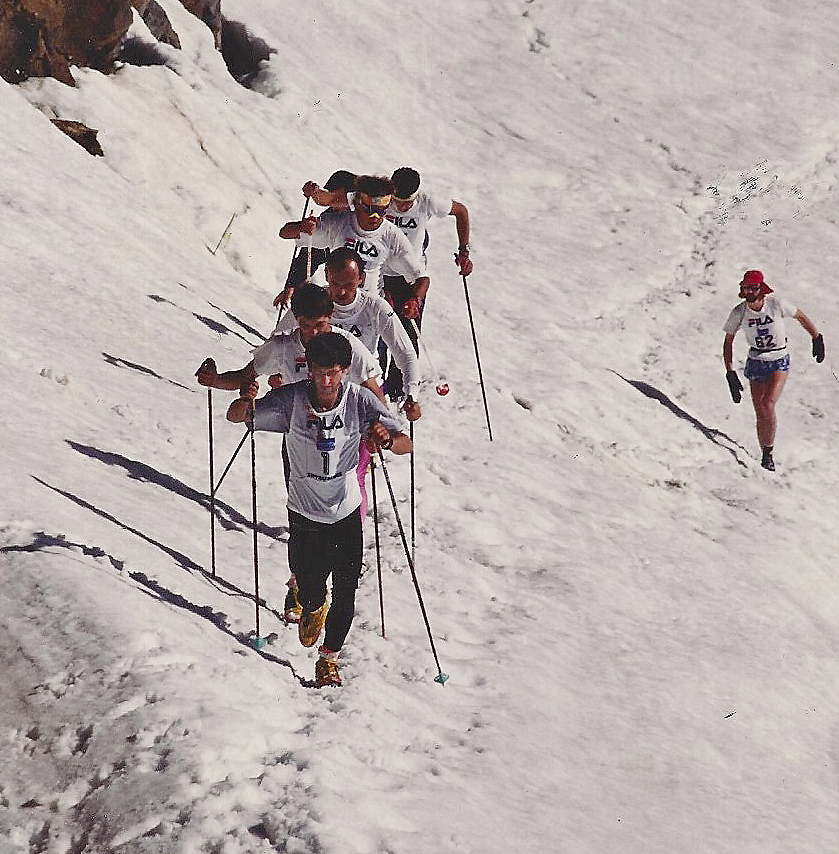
[0, 0, 133, 86]
[51, 119, 104, 156]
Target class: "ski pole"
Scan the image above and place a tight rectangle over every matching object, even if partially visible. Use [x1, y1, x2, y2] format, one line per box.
[208, 387, 216, 577]
[196, 358, 218, 576]
[277, 198, 311, 314]
[370, 457, 385, 638]
[213, 429, 249, 494]
[376, 448, 448, 685]
[249, 403, 266, 649]
[409, 319, 449, 396]
[409, 422, 415, 565]
[458, 268, 493, 440]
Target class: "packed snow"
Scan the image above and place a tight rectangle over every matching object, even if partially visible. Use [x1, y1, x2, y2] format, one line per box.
[3, 1, 839, 852]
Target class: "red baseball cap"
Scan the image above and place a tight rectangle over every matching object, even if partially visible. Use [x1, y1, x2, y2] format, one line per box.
[740, 270, 764, 286]
[739, 269, 773, 297]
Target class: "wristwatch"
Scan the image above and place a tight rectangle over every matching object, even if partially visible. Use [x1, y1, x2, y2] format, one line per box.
[457, 244, 470, 254]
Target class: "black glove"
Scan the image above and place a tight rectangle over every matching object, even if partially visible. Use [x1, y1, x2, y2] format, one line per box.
[812, 333, 825, 363]
[726, 369, 743, 403]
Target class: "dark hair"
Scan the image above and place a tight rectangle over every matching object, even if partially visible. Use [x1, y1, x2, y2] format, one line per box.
[391, 167, 420, 199]
[324, 170, 357, 192]
[353, 174, 395, 197]
[305, 331, 352, 369]
[290, 283, 333, 319]
[325, 246, 364, 276]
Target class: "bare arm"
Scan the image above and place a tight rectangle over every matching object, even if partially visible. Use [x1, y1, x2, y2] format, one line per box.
[279, 216, 318, 240]
[226, 379, 259, 423]
[450, 200, 473, 276]
[722, 333, 736, 371]
[794, 309, 819, 338]
[197, 359, 257, 391]
[303, 181, 350, 209]
[450, 200, 470, 247]
[367, 421, 412, 455]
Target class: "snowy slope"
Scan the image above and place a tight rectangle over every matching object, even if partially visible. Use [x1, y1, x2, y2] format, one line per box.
[3, 1, 839, 852]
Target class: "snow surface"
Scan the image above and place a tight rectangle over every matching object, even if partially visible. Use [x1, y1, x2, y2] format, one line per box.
[3, 0, 839, 851]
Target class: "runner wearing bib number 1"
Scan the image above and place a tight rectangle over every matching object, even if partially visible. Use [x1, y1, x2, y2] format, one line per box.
[227, 333, 412, 687]
[722, 270, 825, 471]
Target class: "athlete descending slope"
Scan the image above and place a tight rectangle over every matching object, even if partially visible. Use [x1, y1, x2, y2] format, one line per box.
[722, 269, 824, 471]
[228, 333, 412, 687]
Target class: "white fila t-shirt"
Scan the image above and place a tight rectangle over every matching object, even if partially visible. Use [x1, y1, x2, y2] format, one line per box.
[384, 191, 453, 263]
[250, 326, 382, 386]
[273, 291, 421, 398]
[723, 296, 798, 361]
[253, 381, 401, 523]
[308, 210, 423, 294]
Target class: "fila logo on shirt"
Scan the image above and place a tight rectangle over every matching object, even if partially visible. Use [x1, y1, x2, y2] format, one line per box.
[386, 215, 418, 230]
[307, 413, 345, 431]
[343, 238, 379, 258]
[294, 356, 308, 373]
[747, 316, 774, 327]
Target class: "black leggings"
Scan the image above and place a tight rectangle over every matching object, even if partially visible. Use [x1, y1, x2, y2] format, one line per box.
[287, 507, 363, 652]
[380, 274, 423, 397]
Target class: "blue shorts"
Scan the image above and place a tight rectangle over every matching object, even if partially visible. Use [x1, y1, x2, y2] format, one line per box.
[744, 355, 790, 382]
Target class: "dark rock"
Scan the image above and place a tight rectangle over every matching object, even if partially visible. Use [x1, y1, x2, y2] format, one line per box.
[131, 0, 181, 48]
[118, 35, 169, 67]
[0, 0, 133, 86]
[221, 17, 272, 87]
[51, 119, 104, 156]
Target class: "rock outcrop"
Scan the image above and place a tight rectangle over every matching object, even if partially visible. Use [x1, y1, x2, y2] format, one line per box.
[51, 119, 104, 156]
[0, 0, 134, 85]
[132, 0, 181, 49]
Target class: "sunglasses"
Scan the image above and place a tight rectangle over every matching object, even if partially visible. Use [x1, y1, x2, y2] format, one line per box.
[358, 201, 389, 215]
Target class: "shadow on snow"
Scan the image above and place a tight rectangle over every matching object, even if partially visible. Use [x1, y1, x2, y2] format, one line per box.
[1, 526, 303, 682]
[613, 372, 750, 468]
[65, 439, 287, 540]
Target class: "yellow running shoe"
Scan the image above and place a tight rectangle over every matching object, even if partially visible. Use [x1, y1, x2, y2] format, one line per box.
[283, 578, 302, 624]
[298, 600, 328, 648]
[315, 656, 341, 687]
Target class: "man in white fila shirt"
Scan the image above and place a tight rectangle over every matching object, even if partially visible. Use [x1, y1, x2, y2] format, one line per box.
[722, 269, 824, 471]
[227, 332, 412, 687]
[196, 284, 383, 402]
[380, 166, 473, 396]
[196, 283, 388, 623]
[274, 247, 422, 417]
[277, 175, 428, 316]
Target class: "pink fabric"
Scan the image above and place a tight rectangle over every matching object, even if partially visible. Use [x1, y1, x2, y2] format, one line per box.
[357, 437, 370, 518]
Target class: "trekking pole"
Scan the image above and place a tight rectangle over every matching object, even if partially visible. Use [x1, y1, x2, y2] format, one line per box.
[248, 402, 266, 649]
[208, 387, 216, 577]
[409, 320, 449, 396]
[196, 358, 218, 576]
[409, 422, 415, 564]
[370, 457, 385, 638]
[213, 429, 249, 494]
[457, 268, 493, 440]
[376, 448, 448, 685]
[277, 198, 311, 314]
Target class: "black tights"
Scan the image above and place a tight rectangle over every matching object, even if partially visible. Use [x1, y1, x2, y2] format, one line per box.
[287, 508, 363, 652]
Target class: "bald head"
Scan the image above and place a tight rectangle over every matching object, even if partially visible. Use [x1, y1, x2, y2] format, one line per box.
[325, 247, 365, 305]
